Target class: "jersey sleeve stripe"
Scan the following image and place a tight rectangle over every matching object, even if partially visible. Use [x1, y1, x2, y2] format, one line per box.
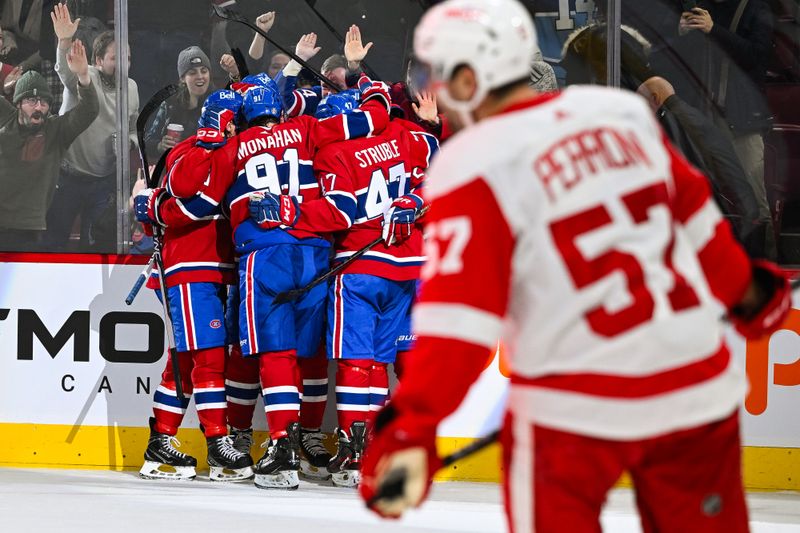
[413, 302, 503, 349]
[324, 195, 355, 227]
[682, 197, 723, 252]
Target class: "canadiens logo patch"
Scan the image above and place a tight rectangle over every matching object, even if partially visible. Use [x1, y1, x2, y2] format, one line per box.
[209, 319, 222, 329]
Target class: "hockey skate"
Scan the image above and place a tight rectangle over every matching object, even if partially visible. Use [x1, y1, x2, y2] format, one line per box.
[207, 434, 254, 482]
[139, 417, 197, 480]
[328, 422, 366, 488]
[230, 427, 254, 456]
[299, 428, 332, 480]
[253, 422, 301, 490]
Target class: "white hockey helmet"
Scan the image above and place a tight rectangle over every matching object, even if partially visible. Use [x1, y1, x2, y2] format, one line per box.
[414, 0, 538, 116]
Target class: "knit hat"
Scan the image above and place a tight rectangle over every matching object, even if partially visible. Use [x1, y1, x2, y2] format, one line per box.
[13, 71, 54, 105]
[177, 46, 211, 78]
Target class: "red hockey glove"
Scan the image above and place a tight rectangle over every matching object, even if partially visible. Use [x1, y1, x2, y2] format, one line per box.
[248, 191, 300, 229]
[134, 187, 168, 227]
[196, 106, 236, 149]
[358, 73, 391, 112]
[382, 194, 424, 246]
[731, 260, 792, 339]
[359, 403, 440, 519]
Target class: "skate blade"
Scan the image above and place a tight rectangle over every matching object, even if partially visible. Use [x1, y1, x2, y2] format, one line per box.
[139, 461, 196, 481]
[331, 469, 361, 488]
[209, 465, 254, 482]
[254, 470, 300, 490]
[300, 459, 331, 480]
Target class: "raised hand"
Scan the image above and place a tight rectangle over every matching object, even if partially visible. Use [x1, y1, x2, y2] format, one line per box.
[51, 2, 80, 42]
[411, 91, 439, 125]
[344, 24, 373, 67]
[219, 53, 240, 78]
[255, 11, 275, 33]
[295, 32, 322, 62]
[66, 39, 90, 85]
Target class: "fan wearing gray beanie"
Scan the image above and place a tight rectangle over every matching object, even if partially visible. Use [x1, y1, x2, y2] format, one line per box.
[144, 45, 217, 159]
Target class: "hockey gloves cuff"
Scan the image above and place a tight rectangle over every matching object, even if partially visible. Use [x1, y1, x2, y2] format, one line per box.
[196, 106, 235, 149]
[359, 73, 391, 112]
[382, 194, 424, 246]
[359, 403, 440, 519]
[134, 187, 168, 227]
[731, 260, 791, 340]
[249, 191, 300, 229]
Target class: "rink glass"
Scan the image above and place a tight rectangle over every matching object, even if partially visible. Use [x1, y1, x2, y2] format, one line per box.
[0, 0, 796, 264]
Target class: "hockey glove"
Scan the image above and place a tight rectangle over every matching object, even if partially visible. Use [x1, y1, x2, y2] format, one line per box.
[382, 194, 424, 246]
[730, 260, 791, 340]
[248, 191, 300, 229]
[358, 73, 391, 112]
[359, 403, 440, 519]
[134, 187, 168, 226]
[196, 106, 235, 149]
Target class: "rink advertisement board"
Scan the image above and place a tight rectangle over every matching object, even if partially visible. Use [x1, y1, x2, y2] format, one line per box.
[0, 255, 799, 490]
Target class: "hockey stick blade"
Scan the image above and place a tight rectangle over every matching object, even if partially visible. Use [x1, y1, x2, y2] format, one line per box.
[212, 5, 341, 93]
[367, 429, 501, 506]
[136, 84, 180, 180]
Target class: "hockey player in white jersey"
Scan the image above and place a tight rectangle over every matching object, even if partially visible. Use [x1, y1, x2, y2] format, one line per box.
[359, 1, 792, 531]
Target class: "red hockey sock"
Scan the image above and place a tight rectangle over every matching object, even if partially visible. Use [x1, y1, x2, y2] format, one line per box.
[259, 350, 301, 440]
[225, 345, 260, 430]
[191, 346, 228, 438]
[299, 351, 329, 430]
[152, 351, 194, 435]
[335, 359, 371, 438]
[368, 362, 389, 427]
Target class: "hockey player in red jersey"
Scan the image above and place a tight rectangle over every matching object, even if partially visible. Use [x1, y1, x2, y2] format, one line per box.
[134, 89, 254, 482]
[359, 1, 792, 531]
[254, 92, 439, 487]
[225, 77, 391, 490]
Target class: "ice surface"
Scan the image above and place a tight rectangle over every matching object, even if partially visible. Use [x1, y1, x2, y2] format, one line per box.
[1, 468, 798, 533]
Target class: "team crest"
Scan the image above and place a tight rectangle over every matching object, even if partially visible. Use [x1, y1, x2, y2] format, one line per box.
[209, 319, 222, 329]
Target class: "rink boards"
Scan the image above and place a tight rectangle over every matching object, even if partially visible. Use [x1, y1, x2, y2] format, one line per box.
[0, 255, 798, 490]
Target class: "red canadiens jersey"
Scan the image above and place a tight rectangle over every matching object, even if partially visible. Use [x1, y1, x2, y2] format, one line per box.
[293, 119, 439, 281]
[395, 87, 755, 441]
[224, 99, 390, 255]
[146, 135, 238, 289]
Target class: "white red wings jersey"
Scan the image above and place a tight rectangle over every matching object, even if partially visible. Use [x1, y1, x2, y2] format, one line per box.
[146, 135, 238, 289]
[223, 99, 389, 255]
[408, 87, 753, 441]
[293, 119, 439, 281]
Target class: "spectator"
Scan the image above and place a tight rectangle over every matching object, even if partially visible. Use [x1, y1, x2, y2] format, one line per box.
[144, 45, 215, 161]
[562, 22, 766, 255]
[44, 4, 139, 252]
[0, 0, 43, 70]
[0, 41, 98, 252]
[265, 50, 290, 79]
[638, 75, 766, 257]
[389, 55, 452, 140]
[678, 1, 776, 259]
[0, 23, 23, 98]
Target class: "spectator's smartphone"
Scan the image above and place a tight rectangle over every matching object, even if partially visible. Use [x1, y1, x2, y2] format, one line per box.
[681, 0, 697, 11]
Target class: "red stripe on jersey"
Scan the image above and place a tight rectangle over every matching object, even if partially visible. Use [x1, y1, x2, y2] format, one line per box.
[333, 275, 345, 359]
[246, 253, 259, 354]
[180, 284, 196, 351]
[511, 343, 730, 398]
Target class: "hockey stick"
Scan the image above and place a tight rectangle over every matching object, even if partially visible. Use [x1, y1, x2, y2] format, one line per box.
[273, 205, 430, 305]
[212, 5, 342, 94]
[125, 257, 154, 305]
[136, 86, 185, 401]
[125, 148, 173, 306]
[231, 47, 250, 80]
[135, 84, 180, 172]
[302, 0, 380, 80]
[368, 429, 501, 505]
